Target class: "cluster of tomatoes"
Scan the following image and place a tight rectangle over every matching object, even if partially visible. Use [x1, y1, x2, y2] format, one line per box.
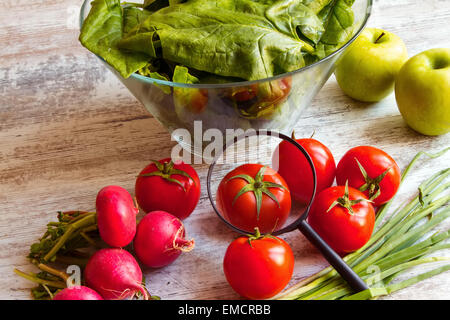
[127, 136, 401, 300]
[216, 133, 401, 299]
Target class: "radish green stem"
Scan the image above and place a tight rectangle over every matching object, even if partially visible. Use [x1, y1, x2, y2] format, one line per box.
[32, 262, 70, 282]
[43, 213, 96, 262]
[42, 284, 54, 299]
[14, 269, 66, 289]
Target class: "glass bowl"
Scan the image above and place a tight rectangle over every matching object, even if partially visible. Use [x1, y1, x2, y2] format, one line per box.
[80, 0, 372, 155]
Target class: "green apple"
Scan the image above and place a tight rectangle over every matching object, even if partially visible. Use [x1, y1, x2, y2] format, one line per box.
[335, 28, 408, 102]
[395, 48, 450, 136]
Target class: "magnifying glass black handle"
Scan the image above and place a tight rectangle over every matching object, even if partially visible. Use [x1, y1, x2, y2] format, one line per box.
[298, 220, 368, 292]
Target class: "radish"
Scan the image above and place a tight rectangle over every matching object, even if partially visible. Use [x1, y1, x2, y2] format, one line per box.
[53, 286, 103, 300]
[84, 248, 148, 300]
[96, 185, 138, 248]
[133, 210, 194, 268]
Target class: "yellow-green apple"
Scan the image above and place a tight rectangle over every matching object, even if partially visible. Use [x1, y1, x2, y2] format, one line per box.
[334, 28, 408, 102]
[395, 48, 450, 136]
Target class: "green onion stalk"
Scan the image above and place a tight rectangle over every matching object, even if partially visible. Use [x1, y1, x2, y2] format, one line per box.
[274, 148, 450, 300]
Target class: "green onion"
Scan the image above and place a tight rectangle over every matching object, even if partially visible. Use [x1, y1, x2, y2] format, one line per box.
[275, 148, 450, 300]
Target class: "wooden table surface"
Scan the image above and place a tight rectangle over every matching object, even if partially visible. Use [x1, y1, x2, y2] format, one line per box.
[1, 0, 449, 300]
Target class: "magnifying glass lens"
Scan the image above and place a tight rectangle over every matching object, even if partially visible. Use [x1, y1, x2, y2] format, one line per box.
[207, 131, 316, 236]
[207, 130, 369, 292]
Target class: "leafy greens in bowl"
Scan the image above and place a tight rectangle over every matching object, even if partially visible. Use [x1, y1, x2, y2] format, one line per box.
[80, 0, 359, 83]
[79, 0, 371, 154]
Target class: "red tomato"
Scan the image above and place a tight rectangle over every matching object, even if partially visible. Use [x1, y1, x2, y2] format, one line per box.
[231, 78, 291, 104]
[174, 88, 208, 114]
[336, 146, 401, 206]
[308, 185, 375, 254]
[223, 231, 294, 299]
[216, 164, 291, 233]
[189, 89, 208, 113]
[268, 77, 292, 103]
[259, 77, 292, 106]
[233, 77, 292, 119]
[135, 158, 200, 220]
[273, 135, 336, 204]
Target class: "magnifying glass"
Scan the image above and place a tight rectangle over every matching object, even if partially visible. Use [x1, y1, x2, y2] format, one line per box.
[206, 130, 368, 293]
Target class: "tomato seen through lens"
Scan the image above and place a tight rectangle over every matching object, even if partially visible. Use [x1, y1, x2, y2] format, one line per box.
[216, 164, 291, 233]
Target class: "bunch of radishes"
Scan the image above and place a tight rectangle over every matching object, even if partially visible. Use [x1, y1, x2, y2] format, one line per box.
[51, 158, 200, 300]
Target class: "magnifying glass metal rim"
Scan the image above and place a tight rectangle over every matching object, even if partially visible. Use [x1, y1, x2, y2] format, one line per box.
[206, 129, 317, 236]
[206, 129, 369, 293]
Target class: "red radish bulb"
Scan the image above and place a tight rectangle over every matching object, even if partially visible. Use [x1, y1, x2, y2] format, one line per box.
[134, 211, 195, 268]
[84, 248, 148, 300]
[53, 286, 103, 300]
[96, 185, 138, 248]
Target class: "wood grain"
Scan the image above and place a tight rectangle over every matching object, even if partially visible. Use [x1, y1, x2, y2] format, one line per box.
[0, 0, 449, 300]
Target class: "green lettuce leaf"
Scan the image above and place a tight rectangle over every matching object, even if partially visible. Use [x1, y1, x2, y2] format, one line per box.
[265, 0, 325, 45]
[172, 66, 200, 84]
[123, 5, 152, 34]
[119, 0, 323, 80]
[79, 0, 150, 78]
[137, 63, 172, 93]
[314, 0, 356, 58]
[80, 0, 357, 81]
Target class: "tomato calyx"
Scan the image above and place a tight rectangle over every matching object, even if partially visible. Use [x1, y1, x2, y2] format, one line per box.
[245, 227, 278, 247]
[327, 182, 370, 215]
[228, 166, 287, 220]
[138, 159, 196, 192]
[354, 157, 392, 201]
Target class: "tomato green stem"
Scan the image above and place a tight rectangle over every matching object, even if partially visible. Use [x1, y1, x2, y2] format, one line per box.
[138, 159, 196, 192]
[355, 157, 392, 201]
[274, 148, 450, 300]
[374, 148, 450, 229]
[326, 181, 370, 215]
[228, 166, 286, 220]
[245, 227, 279, 247]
